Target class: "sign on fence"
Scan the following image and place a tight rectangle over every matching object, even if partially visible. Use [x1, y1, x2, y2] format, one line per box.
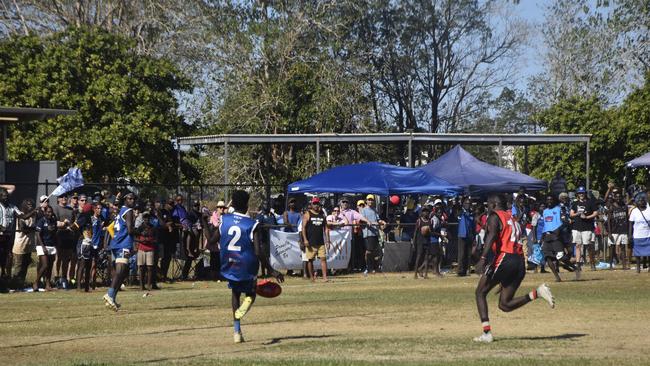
[270, 229, 351, 270]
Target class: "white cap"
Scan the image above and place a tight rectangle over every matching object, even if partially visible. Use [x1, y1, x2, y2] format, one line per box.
[433, 199, 443, 206]
[39, 195, 49, 203]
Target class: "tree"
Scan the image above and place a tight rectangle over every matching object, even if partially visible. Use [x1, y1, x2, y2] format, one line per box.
[526, 98, 624, 191]
[618, 72, 650, 183]
[0, 27, 193, 182]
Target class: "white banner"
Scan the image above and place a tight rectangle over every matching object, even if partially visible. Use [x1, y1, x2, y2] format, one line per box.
[270, 229, 351, 270]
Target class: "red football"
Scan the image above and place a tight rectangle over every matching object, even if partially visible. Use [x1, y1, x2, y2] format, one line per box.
[256, 279, 282, 298]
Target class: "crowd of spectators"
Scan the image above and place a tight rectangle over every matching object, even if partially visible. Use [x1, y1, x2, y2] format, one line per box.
[1, 173, 649, 293]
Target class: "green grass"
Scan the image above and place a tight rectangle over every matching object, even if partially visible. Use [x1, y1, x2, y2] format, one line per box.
[0, 270, 648, 365]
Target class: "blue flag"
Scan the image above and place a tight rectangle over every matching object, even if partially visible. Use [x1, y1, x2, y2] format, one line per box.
[50, 167, 85, 197]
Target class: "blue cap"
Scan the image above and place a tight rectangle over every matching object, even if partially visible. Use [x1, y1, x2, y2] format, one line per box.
[576, 186, 586, 193]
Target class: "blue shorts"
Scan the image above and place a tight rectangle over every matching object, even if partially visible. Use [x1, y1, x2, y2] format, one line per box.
[111, 248, 132, 264]
[228, 279, 256, 294]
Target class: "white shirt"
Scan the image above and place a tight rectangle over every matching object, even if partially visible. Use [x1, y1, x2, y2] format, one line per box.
[629, 206, 650, 239]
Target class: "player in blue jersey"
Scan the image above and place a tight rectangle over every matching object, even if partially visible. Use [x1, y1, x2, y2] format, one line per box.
[209, 190, 284, 343]
[541, 194, 578, 282]
[103, 192, 136, 311]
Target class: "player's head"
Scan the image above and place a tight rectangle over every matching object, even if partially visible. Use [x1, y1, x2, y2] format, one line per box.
[420, 206, 430, 218]
[123, 192, 136, 208]
[487, 193, 506, 211]
[545, 194, 557, 207]
[231, 190, 249, 214]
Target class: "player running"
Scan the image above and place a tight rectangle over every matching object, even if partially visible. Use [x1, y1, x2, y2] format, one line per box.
[103, 192, 136, 311]
[474, 194, 555, 343]
[209, 190, 284, 344]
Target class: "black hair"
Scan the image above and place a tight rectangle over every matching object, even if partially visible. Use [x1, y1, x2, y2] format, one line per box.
[487, 193, 507, 210]
[231, 190, 249, 213]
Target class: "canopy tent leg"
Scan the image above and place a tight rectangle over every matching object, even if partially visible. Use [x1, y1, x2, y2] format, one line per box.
[408, 135, 413, 167]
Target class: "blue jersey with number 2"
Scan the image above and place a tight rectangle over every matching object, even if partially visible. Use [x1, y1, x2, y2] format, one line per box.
[220, 213, 259, 282]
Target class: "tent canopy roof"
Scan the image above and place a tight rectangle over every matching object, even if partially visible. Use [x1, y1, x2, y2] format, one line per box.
[627, 152, 650, 168]
[419, 145, 547, 195]
[288, 162, 462, 196]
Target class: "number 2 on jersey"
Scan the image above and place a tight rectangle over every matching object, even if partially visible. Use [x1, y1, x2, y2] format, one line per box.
[227, 226, 242, 251]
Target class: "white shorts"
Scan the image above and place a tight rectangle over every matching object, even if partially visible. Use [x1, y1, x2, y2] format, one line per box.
[572, 230, 594, 245]
[36, 245, 57, 256]
[608, 234, 628, 246]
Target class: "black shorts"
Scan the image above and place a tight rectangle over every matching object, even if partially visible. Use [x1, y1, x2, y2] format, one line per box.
[364, 236, 380, 253]
[487, 253, 525, 288]
[542, 238, 565, 259]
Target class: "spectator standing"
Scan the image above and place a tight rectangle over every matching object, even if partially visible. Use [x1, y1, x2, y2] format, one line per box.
[413, 206, 433, 279]
[159, 198, 178, 282]
[74, 203, 94, 291]
[34, 205, 57, 291]
[38, 195, 50, 219]
[360, 195, 385, 275]
[136, 212, 157, 292]
[628, 192, 650, 273]
[52, 194, 75, 289]
[89, 202, 104, 289]
[12, 199, 37, 288]
[457, 197, 475, 276]
[282, 198, 301, 233]
[570, 186, 598, 271]
[0, 186, 20, 282]
[255, 205, 277, 277]
[606, 188, 629, 269]
[338, 198, 368, 272]
[208, 201, 228, 281]
[301, 197, 330, 282]
[399, 199, 418, 242]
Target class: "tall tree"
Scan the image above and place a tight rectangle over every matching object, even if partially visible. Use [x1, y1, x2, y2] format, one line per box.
[0, 27, 193, 182]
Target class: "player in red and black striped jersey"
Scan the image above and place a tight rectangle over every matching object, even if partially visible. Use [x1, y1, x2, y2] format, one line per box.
[473, 194, 556, 343]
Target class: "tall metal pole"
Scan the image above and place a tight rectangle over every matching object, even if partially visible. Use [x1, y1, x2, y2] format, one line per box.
[224, 139, 229, 201]
[586, 140, 590, 192]
[316, 138, 320, 173]
[498, 139, 503, 167]
[408, 133, 413, 167]
[176, 137, 181, 194]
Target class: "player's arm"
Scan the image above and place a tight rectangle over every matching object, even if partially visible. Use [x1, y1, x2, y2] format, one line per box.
[569, 204, 579, 218]
[475, 213, 501, 274]
[253, 227, 284, 283]
[125, 210, 136, 236]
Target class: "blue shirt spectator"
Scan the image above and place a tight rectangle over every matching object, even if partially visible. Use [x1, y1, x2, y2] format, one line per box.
[457, 208, 475, 239]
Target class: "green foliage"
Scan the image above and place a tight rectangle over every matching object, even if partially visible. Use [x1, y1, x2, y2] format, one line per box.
[526, 73, 650, 191]
[0, 27, 192, 182]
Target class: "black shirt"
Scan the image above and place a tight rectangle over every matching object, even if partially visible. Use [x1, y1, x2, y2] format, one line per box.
[305, 211, 325, 247]
[607, 204, 628, 235]
[571, 199, 598, 232]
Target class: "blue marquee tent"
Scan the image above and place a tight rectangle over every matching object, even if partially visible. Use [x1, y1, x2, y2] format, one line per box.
[627, 152, 650, 168]
[419, 145, 547, 195]
[288, 162, 462, 196]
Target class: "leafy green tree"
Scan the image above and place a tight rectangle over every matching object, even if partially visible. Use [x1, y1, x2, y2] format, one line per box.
[526, 98, 625, 191]
[0, 27, 193, 182]
[618, 72, 650, 184]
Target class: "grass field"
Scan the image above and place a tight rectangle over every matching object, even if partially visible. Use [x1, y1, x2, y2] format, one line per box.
[1, 269, 649, 366]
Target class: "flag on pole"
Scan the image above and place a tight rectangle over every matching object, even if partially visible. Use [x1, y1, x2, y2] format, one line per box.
[50, 167, 85, 197]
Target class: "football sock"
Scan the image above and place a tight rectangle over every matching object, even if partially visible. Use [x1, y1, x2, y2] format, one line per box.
[528, 289, 538, 301]
[233, 320, 241, 333]
[235, 296, 253, 320]
[482, 321, 491, 334]
[107, 287, 116, 301]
